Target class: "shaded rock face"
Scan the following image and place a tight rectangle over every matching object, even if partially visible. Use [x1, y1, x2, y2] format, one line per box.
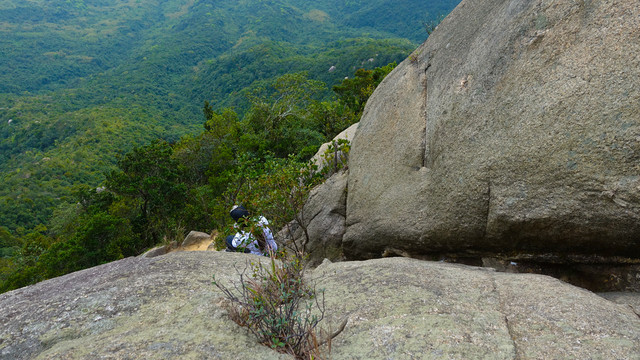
[0, 252, 638, 359]
[344, 0, 640, 260]
[279, 125, 352, 265]
[280, 171, 348, 266]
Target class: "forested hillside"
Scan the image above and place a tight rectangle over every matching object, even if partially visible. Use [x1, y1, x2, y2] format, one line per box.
[0, 0, 461, 292]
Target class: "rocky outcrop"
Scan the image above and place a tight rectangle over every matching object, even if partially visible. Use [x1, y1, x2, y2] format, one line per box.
[343, 0, 640, 261]
[280, 171, 348, 266]
[0, 252, 286, 360]
[181, 231, 213, 249]
[599, 292, 640, 318]
[0, 252, 638, 359]
[278, 123, 355, 265]
[310, 122, 358, 174]
[140, 245, 170, 258]
[141, 231, 214, 258]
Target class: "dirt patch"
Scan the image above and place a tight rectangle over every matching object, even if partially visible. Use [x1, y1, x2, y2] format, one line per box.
[181, 239, 214, 252]
[169, 231, 218, 253]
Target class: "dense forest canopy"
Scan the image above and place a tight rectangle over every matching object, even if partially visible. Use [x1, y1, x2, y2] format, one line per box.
[0, 0, 461, 292]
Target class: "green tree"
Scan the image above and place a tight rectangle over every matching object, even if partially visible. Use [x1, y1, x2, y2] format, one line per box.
[309, 100, 359, 141]
[0, 185, 141, 292]
[61, 213, 135, 269]
[332, 62, 397, 117]
[0, 226, 18, 257]
[106, 140, 187, 245]
[36, 208, 137, 281]
[241, 73, 326, 158]
[175, 106, 239, 189]
[0, 225, 53, 292]
[227, 154, 321, 253]
[204, 103, 239, 141]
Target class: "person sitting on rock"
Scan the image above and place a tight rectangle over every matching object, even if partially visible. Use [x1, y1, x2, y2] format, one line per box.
[225, 205, 277, 256]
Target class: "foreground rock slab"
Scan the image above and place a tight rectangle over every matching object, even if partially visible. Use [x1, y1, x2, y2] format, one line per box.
[0, 252, 638, 359]
[0, 252, 288, 360]
[315, 257, 640, 359]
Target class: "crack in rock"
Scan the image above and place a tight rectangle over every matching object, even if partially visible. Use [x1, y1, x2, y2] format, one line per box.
[491, 275, 520, 360]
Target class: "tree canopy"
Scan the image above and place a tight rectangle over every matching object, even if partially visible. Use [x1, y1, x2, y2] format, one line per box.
[0, 64, 399, 293]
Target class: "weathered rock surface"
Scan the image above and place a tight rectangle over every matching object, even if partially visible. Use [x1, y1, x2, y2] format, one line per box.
[0, 252, 288, 360]
[599, 291, 640, 318]
[316, 257, 640, 359]
[344, 0, 640, 260]
[281, 171, 348, 266]
[181, 231, 212, 249]
[280, 123, 355, 265]
[140, 245, 169, 258]
[141, 231, 214, 258]
[310, 122, 358, 173]
[1, 252, 639, 359]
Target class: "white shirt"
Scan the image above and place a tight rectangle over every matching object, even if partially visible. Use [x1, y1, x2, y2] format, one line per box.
[232, 216, 277, 255]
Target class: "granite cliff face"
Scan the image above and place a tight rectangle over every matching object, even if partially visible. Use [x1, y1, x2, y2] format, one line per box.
[336, 0, 640, 261]
[0, 252, 639, 359]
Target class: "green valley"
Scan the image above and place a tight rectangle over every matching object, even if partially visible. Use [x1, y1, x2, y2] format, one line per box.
[0, 0, 461, 291]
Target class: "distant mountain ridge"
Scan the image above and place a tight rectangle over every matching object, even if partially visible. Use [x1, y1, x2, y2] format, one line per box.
[0, 0, 456, 95]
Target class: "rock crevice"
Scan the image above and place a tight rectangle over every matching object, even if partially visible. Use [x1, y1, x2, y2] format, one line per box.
[491, 276, 520, 360]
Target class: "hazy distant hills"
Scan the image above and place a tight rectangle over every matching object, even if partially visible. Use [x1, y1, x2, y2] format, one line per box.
[0, 0, 460, 231]
[0, 0, 456, 95]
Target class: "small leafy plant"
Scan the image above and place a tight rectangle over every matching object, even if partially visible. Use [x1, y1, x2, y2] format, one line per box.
[319, 138, 351, 178]
[214, 253, 338, 359]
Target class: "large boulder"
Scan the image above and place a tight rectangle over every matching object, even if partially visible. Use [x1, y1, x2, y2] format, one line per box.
[0, 252, 638, 359]
[181, 230, 213, 250]
[279, 124, 354, 265]
[344, 0, 640, 260]
[140, 231, 214, 258]
[280, 171, 348, 266]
